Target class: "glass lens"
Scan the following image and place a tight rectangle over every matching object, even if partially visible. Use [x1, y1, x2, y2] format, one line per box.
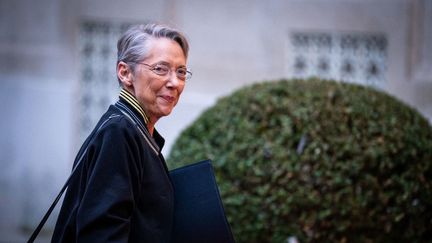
[152, 64, 169, 75]
[176, 68, 187, 80]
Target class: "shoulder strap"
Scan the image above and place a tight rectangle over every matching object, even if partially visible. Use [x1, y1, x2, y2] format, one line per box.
[27, 114, 119, 243]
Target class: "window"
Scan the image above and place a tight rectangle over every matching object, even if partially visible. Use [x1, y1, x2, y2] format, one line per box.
[288, 32, 388, 88]
[78, 21, 131, 142]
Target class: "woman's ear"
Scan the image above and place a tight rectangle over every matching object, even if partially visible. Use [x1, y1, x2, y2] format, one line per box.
[117, 61, 133, 87]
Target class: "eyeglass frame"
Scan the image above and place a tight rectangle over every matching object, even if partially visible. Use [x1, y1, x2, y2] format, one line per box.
[133, 61, 192, 81]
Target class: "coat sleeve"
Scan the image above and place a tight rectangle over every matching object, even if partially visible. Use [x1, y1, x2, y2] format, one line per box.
[75, 120, 143, 242]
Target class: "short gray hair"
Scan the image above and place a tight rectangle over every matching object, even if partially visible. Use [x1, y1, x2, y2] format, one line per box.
[116, 23, 190, 83]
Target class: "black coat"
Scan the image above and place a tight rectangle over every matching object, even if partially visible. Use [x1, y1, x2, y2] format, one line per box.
[52, 99, 174, 243]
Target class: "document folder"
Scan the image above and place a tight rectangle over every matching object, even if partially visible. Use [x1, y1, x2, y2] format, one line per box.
[169, 160, 235, 243]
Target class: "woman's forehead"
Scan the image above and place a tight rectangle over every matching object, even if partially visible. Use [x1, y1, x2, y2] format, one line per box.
[144, 38, 187, 64]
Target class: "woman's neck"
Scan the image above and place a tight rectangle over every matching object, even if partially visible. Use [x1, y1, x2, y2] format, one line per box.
[146, 116, 159, 136]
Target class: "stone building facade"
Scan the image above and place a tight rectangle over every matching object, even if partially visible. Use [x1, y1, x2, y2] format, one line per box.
[0, 0, 430, 241]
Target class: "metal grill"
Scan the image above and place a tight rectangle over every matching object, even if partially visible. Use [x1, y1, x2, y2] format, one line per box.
[288, 32, 388, 88]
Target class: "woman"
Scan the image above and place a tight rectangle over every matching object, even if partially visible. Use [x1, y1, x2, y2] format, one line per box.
[52, 23, 191, 242]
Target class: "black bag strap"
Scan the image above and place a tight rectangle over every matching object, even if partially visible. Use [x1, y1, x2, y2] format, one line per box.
[27, 115, 118, 243]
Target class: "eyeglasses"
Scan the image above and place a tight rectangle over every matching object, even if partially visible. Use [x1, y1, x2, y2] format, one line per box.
[137, 62, 192, 81]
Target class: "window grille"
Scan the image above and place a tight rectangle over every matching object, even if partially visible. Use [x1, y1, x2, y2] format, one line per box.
[78, 21, 131, 142]
[288, 32, 388, 88]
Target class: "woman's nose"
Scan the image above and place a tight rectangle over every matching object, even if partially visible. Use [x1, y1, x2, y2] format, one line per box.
[166, 71, 181, 87]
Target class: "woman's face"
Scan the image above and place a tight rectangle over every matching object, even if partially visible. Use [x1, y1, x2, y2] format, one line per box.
[130, 38, 187, 123]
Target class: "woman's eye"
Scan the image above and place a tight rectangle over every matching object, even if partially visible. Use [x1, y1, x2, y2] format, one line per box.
[176, 68, 187, 76]
[153, 65, 169, 74]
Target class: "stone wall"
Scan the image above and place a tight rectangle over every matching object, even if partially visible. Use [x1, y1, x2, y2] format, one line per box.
[0, 0, 430, 241]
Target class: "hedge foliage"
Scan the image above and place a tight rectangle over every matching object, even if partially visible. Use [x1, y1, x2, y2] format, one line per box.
[168, 79, 432, 242]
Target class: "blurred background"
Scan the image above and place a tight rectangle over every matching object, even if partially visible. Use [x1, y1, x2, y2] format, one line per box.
[0, 0, 431, 241]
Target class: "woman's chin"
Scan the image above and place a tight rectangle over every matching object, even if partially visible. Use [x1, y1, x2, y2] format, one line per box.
[158, 107, 174, 118]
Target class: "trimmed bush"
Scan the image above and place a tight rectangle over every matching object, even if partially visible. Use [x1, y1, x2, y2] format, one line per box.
[168, 79, 432, 242]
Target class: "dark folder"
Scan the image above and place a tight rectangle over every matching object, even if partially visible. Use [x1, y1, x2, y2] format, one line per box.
[169, 160, 235, 243]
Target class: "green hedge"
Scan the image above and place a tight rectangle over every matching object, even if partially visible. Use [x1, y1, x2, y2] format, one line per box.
[168, 79, 432, 242]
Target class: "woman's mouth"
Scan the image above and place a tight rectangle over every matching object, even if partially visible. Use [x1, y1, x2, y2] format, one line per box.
[160, 95, 175, 103]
